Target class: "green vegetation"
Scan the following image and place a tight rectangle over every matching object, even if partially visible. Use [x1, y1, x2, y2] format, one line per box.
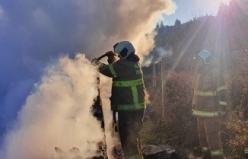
[141, 0, 248, 158]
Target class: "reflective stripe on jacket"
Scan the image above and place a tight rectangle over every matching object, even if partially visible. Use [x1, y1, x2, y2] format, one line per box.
[210, 149, 224, 157]
[98, 58, 145, 111]
[192, 65, 228, 117]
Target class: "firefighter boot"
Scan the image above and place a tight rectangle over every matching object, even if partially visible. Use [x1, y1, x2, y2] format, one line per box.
[196, 151, 211, 159]
[211, 156, 224, 159]
[210, 149, 224, 159]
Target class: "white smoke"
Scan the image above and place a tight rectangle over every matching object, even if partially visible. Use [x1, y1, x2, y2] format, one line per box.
[142, 47, 173, 67]
[99, 75, 117, 159]
[0, 0, 177, 158]
[79, 0, 177, 61]
[1, 54, 104, 159]
[0, 6, 4, 20]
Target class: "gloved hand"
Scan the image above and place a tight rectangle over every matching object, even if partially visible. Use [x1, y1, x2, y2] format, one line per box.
[105, 51, 115, 57]
[91, 58, 100, 66]
[105, 51, 116, 64]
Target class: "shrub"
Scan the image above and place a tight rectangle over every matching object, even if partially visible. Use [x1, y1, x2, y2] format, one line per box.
[141, 71, 198, 158]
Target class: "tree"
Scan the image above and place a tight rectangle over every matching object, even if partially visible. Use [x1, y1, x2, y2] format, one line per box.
[174, 19, 181, 27]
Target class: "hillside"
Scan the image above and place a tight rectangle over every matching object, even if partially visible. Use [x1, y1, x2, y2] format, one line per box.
[144, 0, 248, 72]
[141, 0, 248, 158]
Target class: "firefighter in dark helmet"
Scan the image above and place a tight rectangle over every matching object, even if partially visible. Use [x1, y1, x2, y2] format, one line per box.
[192, 50, 229, 159]
[91, 41, 145, 159]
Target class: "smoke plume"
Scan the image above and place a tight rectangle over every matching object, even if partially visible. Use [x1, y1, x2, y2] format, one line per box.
[0, 0, 176, 158]
[1, 54, 104, 159]
[143, 47, 173, 67]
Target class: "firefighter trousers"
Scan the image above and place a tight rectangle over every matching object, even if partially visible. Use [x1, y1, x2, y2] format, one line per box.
[197, 117, 224, 159]
[118, 109, 144, 159]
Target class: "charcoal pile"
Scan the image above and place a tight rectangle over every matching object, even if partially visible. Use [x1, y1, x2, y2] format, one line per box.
[92, 141, 108, 159]
[91, 142, 124, 159]
[50, 147, 83, 159]
[50, 143, 179, 159]
[50, 141, 108, 159]
[93, 143, 179, 159]
[142, 145, 179, 159]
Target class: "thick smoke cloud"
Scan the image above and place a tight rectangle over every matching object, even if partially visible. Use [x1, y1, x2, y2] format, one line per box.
[2, 54, 103, 158]
[1, 54, 104, 159]
[0, 0, 176, 158]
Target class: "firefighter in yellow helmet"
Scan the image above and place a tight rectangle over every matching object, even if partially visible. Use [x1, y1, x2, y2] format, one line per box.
[192, 50, 229, 159]
[91, 41, 145, 159]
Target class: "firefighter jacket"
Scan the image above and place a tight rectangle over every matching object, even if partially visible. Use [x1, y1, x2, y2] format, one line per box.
[192, 65, 228, 117]
[97, 58, 145, 111]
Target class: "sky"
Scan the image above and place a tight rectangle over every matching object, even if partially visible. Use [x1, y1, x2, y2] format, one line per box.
[0, 0, 229, 158]
[163, 0, 231, 25]
[0, 0, 176, 159]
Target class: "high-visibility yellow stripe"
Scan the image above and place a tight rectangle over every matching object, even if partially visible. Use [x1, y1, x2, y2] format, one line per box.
[114, 102, 145, 111]
[136, 70, 141, 75]
[194, 90, 216, 96]
[201, 147, 209, 152]
[134, 64, 140, 69]
[216, 85, 227, 92]
[219, 101, 227, 106]
[108, 64, 117, 78]
[192, 109, 219, 117]
[131, 86, 139, 104]
[112, 78, 144, 111]
[134, 64, 142, 75]
[210, 149, 223, 156]
[113, 78, 143, 87]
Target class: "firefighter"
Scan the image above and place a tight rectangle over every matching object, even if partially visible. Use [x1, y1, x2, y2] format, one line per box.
[91, 41, 145, 159]
[192, 50, 229, 159]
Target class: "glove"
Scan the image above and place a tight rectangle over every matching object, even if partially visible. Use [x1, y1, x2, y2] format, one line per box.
[105, 51, 116, 64]
[105, 51, 115, 58]
[91, 58, 100, 66]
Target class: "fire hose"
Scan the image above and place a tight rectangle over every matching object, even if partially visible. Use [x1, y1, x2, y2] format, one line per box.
[97, 53, 108, 60]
